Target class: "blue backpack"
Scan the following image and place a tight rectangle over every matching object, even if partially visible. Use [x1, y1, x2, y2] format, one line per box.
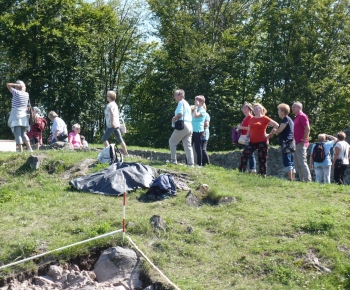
[146, 174, 177, 200]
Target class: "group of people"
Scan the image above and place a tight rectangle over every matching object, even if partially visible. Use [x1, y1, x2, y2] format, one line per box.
[169, 89, 210, 167]
[168, 89, 350, 184]
[235, 101, 349, 184]
[7, 81, 127, 154]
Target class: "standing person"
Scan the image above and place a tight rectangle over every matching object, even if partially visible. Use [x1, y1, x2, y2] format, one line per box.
[191, 95, 207, 167]
[48, 111, 68, 144]
[27, 107, 47, 150]
[332, 131, 350, 185]
[309, 134, 337, 183]
[239, 103, 279, 176]
[269, 103, 295, 180]
[201, 111, 210, 166]
[6, 80, 33, 152]
[169, 89, 194, 167]
[292, 102, 311, 182]
[237, 102, 256, 173]
[102, 90, 128, 155]
[68, 124, 83, 149]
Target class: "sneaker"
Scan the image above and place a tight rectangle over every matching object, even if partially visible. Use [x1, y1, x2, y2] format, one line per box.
[187, 165, 194, 168]
[27, 149, 33, 152]
[250, 169, 257, 173]
[195, 165, 201, 168]
[171, 160, 177, 165]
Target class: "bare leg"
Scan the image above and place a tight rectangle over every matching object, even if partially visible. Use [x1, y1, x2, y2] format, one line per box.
[24, 140, 32, 151]
[120, 141, 128, 155]
[287, 170, 294, 180]
[35, 143, 40, 150]
[104, 141, 109, 148]
[17, 144, 23, 152]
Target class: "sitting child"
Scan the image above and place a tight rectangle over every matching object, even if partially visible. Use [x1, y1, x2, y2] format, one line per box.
[80, 135, 89, 148]
[68, 124, 82, 149]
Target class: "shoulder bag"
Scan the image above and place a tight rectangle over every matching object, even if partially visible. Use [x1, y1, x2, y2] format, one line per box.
[335, 146, 347, 169]
[174, 101, 185, 130]
[27, 98, 37, 125]
[119, 116, 127, 134]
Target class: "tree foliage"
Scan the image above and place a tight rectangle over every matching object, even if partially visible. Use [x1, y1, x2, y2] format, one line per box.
[0, 0, 349, 150]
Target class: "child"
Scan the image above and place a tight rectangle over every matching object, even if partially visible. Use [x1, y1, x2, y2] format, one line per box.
[68, 124, 82, 149]
[80, 135, 88, 148]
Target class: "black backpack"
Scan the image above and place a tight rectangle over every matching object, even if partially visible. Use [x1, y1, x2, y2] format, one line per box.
[312, 142, 326, 163]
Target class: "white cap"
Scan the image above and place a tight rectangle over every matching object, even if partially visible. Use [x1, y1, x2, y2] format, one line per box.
[33, 107, 41, 114]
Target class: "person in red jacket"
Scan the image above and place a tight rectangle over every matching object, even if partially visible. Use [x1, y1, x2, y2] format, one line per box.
[27, 107, 47, 150]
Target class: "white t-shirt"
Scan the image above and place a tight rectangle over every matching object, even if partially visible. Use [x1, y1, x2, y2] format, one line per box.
[335, 140, 350, 165]
[105, 101, 120, 128]
[51, 117, 67, 136]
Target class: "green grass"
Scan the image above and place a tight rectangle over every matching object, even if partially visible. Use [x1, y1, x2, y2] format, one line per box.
[1, 148, 350, 289]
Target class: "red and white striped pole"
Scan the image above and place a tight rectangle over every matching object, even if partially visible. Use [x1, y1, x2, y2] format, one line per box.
[122, 191, 126, 242]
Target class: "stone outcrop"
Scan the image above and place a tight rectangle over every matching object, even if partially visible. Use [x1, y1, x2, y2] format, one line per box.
[0, 247, 150, 290]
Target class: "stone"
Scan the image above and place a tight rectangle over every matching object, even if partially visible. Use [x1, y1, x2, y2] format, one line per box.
[218, 196, 237, 205]
[47, 265, 63, 281]
[27, 154, 46, 170]
[186, 190, 201, 207]
[51, 142, 74, 150]
[150, 215, 166, 232]
[34, 276, 54, 286]
[94, 247, 142, 288]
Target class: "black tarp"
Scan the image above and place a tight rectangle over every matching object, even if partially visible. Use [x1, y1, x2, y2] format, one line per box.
[70, 162, 155, 196]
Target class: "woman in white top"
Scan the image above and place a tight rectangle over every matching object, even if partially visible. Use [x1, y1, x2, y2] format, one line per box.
[169, 89, 194, 166]
[102, 90, 128, 155]
[48, 111, 68, 144]
[332, 131, 350, 185]
[6, 80, 33, 152]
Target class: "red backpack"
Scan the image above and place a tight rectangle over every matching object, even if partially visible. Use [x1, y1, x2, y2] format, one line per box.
[37, 118, 47, 131]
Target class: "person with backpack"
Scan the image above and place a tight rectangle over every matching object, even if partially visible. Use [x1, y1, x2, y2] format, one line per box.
[292, 102, 311, 182]
[237, 102, 256, 173]
[332, 131, 350, 185]
[27, 107, 47, 150]
[309, 134, 338, 183]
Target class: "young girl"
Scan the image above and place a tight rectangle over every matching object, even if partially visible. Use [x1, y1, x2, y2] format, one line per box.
[68, 124, 82, 149]
[102, 90, 128, 155]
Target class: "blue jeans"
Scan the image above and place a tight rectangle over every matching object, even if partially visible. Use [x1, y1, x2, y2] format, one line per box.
[247, 145, 256, 170]
[314, 166, 331, 184]
[280, 147, 294, 172]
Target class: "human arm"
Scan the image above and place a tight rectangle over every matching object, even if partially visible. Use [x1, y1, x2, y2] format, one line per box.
[202, 121, 209, 138]
[192, 101, 204, 118]
[68, 133, 73, 143]
[109, 107, 117, 128]
[6, 83, 20, 92]
[300, 123, 310, 146]
[266, 119, 279, 138]
[325, 134, 337, 142]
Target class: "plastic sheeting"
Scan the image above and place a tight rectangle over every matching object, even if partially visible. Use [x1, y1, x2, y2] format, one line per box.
[70, 162, 155, 196]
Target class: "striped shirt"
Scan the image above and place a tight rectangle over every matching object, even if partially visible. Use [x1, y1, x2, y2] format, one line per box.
[11, 88, 29, 108]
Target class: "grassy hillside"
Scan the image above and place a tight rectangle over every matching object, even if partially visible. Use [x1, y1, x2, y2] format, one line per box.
[1, 148, 350, 289]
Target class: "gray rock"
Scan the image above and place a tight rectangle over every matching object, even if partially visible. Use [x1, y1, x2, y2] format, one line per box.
[27, 154, 46, 170]
[94, 247, 143, 289]
[47, 265, 63, 281]
[34, 276, 54, 286]
[150, 215, 166, 232]
[186, 190, 201, 207]
[51, 142, 74, 150]
[218, 196, 237, 205]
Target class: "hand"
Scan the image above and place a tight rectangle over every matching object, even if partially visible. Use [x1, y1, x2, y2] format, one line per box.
[195, 100, 200, 106]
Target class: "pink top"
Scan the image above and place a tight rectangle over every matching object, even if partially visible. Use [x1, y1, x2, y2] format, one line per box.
[294, 112, 309, 146]
[68, 132, 82, 148]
